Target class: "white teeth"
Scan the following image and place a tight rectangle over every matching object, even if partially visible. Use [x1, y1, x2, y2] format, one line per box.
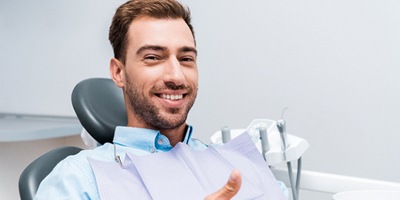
[161, 94, 183, 100]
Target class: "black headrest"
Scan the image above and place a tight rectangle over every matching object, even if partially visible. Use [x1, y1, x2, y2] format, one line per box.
[71, 78, 127, 144]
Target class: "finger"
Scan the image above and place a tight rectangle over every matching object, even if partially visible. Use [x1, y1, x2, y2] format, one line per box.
[224, 170, 241, 195]
[204, 169, 242, 200]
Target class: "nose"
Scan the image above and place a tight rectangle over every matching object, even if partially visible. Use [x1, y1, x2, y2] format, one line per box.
[163, 57, 185, 86]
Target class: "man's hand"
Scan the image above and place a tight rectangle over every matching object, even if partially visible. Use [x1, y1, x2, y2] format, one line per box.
[204, 170, 242, 200]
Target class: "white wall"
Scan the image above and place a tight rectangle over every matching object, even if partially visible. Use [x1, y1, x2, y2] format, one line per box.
[183, 0, 400, 183]
[1, 0, 399, 199]
[0, 0, 125, 116]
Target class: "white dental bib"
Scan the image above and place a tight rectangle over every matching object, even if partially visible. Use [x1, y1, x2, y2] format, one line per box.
[88, 133, 286, 200]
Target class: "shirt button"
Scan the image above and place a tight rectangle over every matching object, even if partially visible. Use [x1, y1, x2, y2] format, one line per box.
[149, 147, 156, 153]
[157, 139, 163, 145]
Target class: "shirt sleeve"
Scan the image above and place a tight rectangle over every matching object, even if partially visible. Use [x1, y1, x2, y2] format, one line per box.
[34, 154, 99, 200]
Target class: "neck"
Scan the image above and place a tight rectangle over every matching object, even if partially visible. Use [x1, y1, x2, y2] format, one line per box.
[126, 113, 187, 146]
[159, 124, 187, 146]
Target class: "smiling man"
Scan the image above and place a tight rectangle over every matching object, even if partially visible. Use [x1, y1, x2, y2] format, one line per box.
[110, 15, 199, 146]
[34, 0, 243, 199]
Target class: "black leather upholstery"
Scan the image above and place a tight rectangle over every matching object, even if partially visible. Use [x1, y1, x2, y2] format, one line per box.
[18, 146, 82, 200]
[71, 78, 127, 144]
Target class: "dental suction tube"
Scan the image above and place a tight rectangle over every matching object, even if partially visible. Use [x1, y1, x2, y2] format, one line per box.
[277, 119, 288, 151]
[221, 126, 231, 143]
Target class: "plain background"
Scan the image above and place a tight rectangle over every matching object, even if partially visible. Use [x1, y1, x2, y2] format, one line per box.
[1, 0, 399, 199]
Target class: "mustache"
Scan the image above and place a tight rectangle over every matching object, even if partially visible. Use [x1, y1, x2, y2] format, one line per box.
[153, 82, 193, 91]
[164, 82, 189, 90]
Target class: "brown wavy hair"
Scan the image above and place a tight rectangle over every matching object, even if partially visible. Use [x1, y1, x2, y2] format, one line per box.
[109, 0, 195, 64]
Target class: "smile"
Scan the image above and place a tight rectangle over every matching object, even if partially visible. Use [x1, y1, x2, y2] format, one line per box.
[160, 94, 184, 101]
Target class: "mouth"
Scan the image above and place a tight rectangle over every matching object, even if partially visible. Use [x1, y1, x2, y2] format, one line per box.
[154, 92, 187, 109]
[158, 94, 184, 101]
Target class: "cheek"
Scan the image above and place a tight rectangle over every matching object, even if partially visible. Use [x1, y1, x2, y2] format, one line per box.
[184, 69, 198, 85]
[128, 67, 154, 83]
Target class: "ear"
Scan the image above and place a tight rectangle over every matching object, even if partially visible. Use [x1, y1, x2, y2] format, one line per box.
[110, 58, 125, 88]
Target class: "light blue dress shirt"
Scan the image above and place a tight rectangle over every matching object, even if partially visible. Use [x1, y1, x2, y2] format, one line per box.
[34, 126, 287, 199]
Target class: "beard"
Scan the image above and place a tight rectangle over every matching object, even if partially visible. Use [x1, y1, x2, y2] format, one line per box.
[125, 74, 197, 130]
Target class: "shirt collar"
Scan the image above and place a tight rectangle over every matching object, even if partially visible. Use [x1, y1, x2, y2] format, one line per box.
[113, 125, 193, 152]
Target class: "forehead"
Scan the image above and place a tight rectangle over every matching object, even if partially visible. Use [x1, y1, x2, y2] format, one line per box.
[127, 16, 195, 52]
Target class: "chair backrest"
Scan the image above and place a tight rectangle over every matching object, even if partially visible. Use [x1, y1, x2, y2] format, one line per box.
[18, 146, 82, 200]
[71, 78, 127, 144]
[19, 78, 126, 199]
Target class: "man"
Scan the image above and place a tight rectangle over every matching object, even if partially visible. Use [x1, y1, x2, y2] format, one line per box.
[35, 0, 242, 199]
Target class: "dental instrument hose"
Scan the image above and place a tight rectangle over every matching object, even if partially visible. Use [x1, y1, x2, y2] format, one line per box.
[296, 157, 302, 197]
[287, 157, 302, 200]
[277, 108, 302, 200]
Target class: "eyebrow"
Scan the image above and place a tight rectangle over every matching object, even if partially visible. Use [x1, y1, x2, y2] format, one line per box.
[179, 46, 197, 56]
[136, 45, 197, 56]
[136, 45, 167, 55]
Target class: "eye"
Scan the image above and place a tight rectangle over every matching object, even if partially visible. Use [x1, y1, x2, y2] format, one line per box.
[142, 54, 164, 65]
[180, 57, 194, 62]
[144, 55, 160, 61]
[179, 54, 197, 63]
[179, 56, 196, 67]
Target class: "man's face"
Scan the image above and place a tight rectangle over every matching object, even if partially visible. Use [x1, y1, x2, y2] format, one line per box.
[123, 16, 198, 130]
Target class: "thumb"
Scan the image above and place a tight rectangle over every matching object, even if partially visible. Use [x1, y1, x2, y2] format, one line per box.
[204, 170, 242, 200]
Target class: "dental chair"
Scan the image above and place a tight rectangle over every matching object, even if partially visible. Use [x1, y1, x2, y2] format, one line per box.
[18, 78, 127, 200]
[71, 78, 127, 145]
[19, 77, 307, 199]
[18, 146, 82, 200]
